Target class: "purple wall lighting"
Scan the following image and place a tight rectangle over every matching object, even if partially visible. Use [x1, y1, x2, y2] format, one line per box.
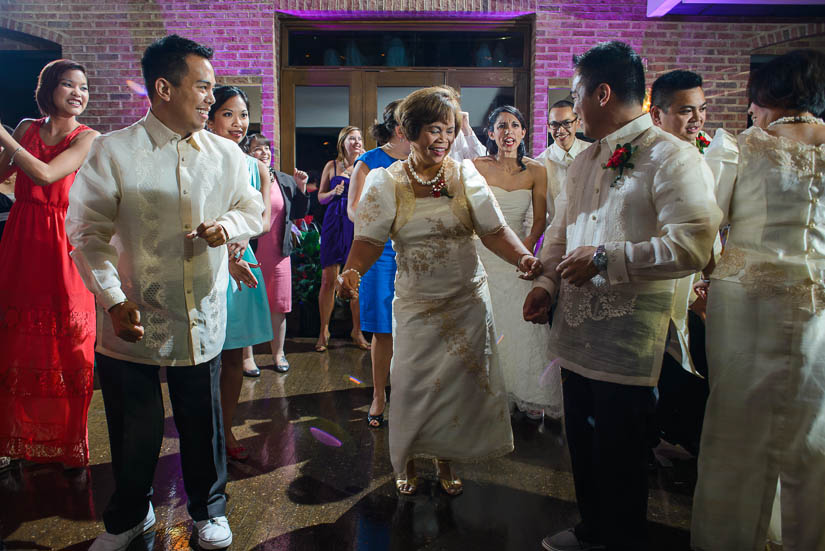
[277, 10, 534, 20]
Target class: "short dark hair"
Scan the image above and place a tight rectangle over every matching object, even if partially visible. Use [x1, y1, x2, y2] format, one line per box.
[486, 105, 528, 172]
[35, 59, 87, 116]
[650, 70, 703, 111]
[748, 49, 825, 115]
[573, 41, 646, 106]
[550, 99, 574, 111]
[371, 99, 402, 145]
[208, 85, 249, 121]
[141, 34, 213, 101]
[398, 86, 462, 142]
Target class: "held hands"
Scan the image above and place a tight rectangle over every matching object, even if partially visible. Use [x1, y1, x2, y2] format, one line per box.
[228, 259, 259, 291]
[523, 288, 552, 324]
[335, 269, 360, 300]
[517, 254, 543, 280]
[557, 245, 599, 287]
[186, 221, 228, 247]
[227, 239, 249, 263]
[109, 301, 144, 342]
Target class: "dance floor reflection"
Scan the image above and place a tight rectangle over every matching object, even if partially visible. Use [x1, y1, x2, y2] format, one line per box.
[0, 339, 697, 550]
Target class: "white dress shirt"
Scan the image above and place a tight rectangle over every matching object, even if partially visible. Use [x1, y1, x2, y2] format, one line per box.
[536, 137, 589, 223]
[66, 110, 265, 366]
[534, 115, 721, 386]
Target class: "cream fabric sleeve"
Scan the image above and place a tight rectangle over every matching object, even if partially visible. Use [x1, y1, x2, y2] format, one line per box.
[604, 145, 723, 284]
[460, 159, 506, 236]
[66, 136, 127, 310]
[532, 184, 567, 301]
[215, 147, 265, 242]
[704, 128, 739, 228]
[353, 167, 397, 247]
[451, 130, 487, 161]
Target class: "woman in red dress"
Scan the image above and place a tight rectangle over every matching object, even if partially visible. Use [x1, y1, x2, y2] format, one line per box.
[0, 59, 99, 467]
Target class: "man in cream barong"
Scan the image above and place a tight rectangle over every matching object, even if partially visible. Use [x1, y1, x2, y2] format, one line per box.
[523, 41, 721, 551]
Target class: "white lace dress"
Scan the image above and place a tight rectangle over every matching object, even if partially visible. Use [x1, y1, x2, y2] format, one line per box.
[354, 157, 514, 474]
[692, 126, 825, 551]
[475, 187, 563, 417]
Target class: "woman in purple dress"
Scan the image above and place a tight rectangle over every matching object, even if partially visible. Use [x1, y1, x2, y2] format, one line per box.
[316, 126, 370, 351]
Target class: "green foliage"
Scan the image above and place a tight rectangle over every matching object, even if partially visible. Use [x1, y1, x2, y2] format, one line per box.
[291, 224, 322, 305]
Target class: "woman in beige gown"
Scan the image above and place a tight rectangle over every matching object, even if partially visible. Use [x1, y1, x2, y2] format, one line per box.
[692, 49, 825, 551]
[336, 86, 541, 496]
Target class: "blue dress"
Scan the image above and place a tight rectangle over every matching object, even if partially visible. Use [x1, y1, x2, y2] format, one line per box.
[356, 148, 398, 334]
[319, 163, 354, 268]
[224, 156, 274, 349]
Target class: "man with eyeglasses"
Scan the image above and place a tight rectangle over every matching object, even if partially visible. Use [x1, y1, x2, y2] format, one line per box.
[536, 100, 589, 223]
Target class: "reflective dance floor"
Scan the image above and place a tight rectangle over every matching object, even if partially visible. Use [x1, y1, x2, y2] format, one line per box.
[0, 338, 698, 550]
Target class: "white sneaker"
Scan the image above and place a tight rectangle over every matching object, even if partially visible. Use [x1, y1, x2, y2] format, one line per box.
[195, 516, 232, 550]
[89, 503, 155, 551]
[542, 528, 605, 551]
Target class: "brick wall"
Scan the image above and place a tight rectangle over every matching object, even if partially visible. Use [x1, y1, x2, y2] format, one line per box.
[2, 0, 823, 161]
[0, 1, 276, 139]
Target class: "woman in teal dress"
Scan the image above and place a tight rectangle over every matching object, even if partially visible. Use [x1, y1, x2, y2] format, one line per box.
[207, 86, 273, 461]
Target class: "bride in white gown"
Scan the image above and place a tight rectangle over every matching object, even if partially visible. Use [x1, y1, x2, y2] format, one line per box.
[473, 106, 563, 419]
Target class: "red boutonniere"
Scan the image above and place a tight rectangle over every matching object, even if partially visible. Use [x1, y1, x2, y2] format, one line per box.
[695, 133, 710, 154]
[603, 143, 637, 187]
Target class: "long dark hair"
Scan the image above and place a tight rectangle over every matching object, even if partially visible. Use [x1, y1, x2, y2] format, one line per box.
[485, 105, 527, 172]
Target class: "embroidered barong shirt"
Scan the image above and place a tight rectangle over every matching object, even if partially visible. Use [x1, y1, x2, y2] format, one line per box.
[536, 137, 589, 223]
[533, 115, 721, 386]
[66, 110, 265, 366]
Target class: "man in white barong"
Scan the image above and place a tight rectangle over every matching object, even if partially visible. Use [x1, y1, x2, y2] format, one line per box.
[536, 100, 589, 224]
[523, 41, 721, 551]
[66, 35, 264, 551]
[648, 69, 717, 455]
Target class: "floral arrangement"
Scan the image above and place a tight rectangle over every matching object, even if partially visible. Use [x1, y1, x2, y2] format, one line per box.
[695, 132, 710, 154]
[603, 143, 637, 187]
[290, 219, 322, 305]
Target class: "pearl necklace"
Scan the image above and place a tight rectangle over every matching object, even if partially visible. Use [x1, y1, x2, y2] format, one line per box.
[407, 154, 449, 198]
[768, 115, 825, 128]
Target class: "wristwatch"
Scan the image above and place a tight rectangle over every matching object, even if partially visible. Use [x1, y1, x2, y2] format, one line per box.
[592, 245, 608, 272]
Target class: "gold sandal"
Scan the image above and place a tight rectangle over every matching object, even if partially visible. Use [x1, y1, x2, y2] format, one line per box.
[396, 459, 418, 495]
[395, 475, 418, 495]
[433, 459, 463, 496]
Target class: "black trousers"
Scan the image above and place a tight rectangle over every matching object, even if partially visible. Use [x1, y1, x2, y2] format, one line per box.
[561, 368, 656, 551]
[96, 353, 227, 534]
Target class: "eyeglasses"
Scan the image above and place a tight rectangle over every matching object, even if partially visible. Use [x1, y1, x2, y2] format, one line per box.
[549, 117, 578, 131]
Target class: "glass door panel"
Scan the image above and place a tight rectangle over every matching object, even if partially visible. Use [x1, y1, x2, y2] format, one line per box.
[363, 71, 445, 149]
[459, 86, 515, 146]
[294, 85, 350, 176]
